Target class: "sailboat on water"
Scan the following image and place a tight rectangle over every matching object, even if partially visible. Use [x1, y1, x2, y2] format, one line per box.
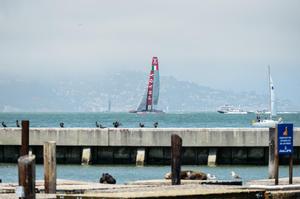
[252, 66, 282, 127]
[130, 57, 163, 114]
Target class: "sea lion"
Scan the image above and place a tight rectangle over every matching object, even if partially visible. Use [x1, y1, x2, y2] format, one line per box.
[99, 173, 116, 184]
[164, 170, 207, 180]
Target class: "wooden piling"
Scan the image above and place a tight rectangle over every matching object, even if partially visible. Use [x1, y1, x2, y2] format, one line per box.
[18, 155, 36, 199]
[20, 120, 29, 156]
[171, 134, 182, 185]
[268, 127, 275, 179]
[44, 141, 56, 193]
[289, 155, 293, 184]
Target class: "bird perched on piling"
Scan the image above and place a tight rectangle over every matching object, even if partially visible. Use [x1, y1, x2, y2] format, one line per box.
[16, 120, 20, 127]
[231, 171, 241, 179]
[60, 122, 64, 128]
[1, 122, 7, 128]
[139, 123, 145, 128]
[113, 121, 121, 128]
[153, 122, 158, 128]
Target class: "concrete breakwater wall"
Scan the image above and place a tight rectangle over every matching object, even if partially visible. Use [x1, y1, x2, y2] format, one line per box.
[0, 128, 300, 165]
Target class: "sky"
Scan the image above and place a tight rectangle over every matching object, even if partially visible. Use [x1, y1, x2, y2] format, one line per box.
[0, 0, 300, 104]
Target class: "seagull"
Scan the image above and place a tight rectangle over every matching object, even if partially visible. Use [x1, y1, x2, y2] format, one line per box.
[139, 123, 145, 128]
[113, 121, 121, 128]
[96, 121, 100, 128]
[153, 122, 158, 128]
[207, 173, 216, 180]
[16, 120, 20, 127]
[231, 171, 241, 179]
[1, 122, 7, 128]
[60, 122, 64, 128]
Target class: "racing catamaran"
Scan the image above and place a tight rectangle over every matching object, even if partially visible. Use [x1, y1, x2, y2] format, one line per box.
[130, 57, 163, 113]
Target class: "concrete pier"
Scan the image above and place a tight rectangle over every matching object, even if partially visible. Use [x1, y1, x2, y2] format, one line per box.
[0, 127, 300, 165]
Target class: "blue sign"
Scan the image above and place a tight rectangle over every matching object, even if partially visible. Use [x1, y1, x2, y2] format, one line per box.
[277, 123, 293, 155]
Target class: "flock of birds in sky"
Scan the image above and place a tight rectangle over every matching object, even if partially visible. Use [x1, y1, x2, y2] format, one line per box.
[1, 120, 159, 128]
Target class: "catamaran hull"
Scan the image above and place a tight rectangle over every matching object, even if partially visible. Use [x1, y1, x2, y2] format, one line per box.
[129, 110, 164, 114]
[218, 111, 248, 114]
[252, 120, 279, 128]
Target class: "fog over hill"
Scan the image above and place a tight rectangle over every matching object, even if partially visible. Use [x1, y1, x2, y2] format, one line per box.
[0, 71, 297, 112]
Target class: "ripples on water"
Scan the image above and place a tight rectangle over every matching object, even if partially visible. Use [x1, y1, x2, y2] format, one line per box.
[1, 164, 300, 184]
[0, 112, 299, 128]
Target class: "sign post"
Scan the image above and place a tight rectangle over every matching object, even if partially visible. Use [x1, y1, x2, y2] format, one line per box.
[275, 123, 293, 185]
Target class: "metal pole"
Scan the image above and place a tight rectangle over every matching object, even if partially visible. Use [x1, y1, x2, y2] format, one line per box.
[274, 127, 279, 185]
[20, 120, 29, 156]
[171, 134, 182, 185]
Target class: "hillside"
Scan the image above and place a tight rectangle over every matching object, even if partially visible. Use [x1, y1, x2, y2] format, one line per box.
[0, 71, 297, 112]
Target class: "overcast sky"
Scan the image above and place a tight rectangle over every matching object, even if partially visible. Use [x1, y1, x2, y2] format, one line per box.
[0, 0, 299, 104]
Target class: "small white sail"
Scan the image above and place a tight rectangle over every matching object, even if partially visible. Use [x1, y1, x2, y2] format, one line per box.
[252, 66, 282, 127]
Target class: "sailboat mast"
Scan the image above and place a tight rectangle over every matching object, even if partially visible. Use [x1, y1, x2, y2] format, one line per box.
[268, 65, 277, 119]
[268, 65, 271, 120]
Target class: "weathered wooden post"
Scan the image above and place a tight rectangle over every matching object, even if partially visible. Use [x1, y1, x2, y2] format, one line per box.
[289, 154, 293, 184]
[20, 120, 30, 156]
[171, 134, 182, 185]
[268, 127, 275, 179]
[18, 155, 36, 199]
[44, 141, 56, 193]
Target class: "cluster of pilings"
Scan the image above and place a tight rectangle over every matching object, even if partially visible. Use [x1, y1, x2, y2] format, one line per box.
[17, 121, 56, 198]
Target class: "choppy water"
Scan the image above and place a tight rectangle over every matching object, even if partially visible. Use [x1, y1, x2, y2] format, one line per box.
[1, 163, 300, 184]
[0, 112, 299, 128]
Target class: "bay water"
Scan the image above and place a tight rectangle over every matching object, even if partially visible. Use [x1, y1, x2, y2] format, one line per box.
[0, 112, 299, 128]
[1, 112, 300, 184]
[1, 163, 300, 184]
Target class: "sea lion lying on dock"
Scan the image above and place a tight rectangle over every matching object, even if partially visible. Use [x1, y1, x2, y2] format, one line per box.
[164, 170, 207, 180]
[99, 173, 116, 184]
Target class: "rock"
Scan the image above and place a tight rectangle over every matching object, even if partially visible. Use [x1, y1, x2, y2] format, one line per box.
[99, 173, 116, 184]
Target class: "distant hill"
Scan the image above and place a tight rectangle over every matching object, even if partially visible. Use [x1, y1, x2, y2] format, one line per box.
[0, 71, 297, 112]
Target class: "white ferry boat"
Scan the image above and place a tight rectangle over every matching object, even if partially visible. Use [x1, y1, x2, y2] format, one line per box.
[217, 105, 248, 114]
